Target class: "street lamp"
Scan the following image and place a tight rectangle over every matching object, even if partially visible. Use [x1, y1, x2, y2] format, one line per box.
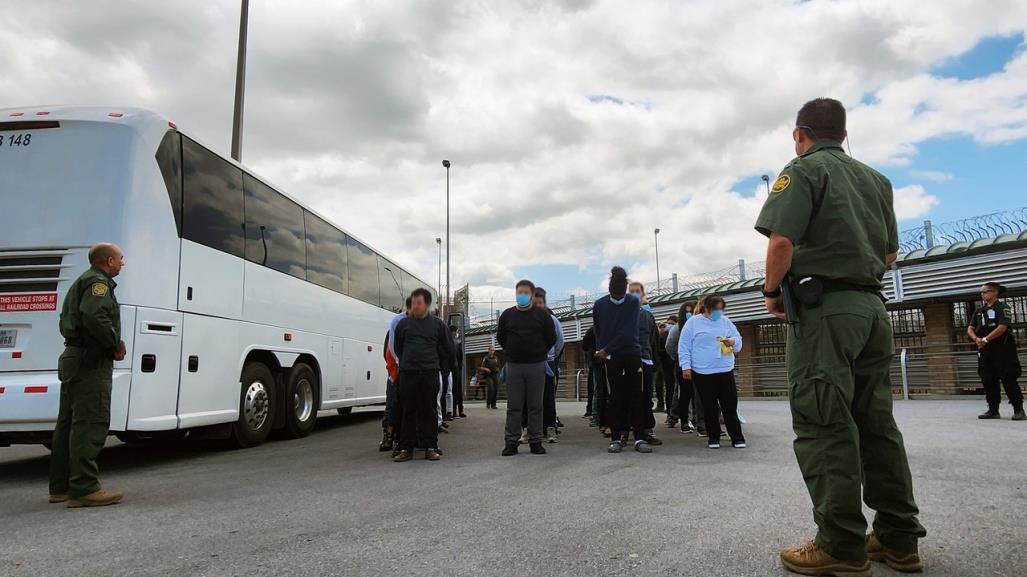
[230, 0, 249, 161]
[761, 174, 770, 195]
[435, 237, 442, 311]
[654, 228, 661, 294]
[442, 159, 451, 312]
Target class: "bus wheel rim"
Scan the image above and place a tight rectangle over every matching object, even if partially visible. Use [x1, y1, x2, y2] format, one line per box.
[294, 378, 313, 423]
[244, 380, 270, 431]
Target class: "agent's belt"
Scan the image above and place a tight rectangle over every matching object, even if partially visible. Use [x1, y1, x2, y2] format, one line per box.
[63, 338, 87, 347]
[820, 280, 881, 294]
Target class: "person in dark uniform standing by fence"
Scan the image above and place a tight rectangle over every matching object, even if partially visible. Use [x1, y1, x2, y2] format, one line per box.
[49, 242, 126, 508]
[969, 281, 1024, 421]
[757, 98, 926, 576]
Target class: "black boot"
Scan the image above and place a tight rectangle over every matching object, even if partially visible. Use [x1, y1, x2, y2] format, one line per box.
[502, 443, 518, 456]
[978, 408, 1001, 419]
[529, 442, 547, 455]
[378, 431, 393, 452]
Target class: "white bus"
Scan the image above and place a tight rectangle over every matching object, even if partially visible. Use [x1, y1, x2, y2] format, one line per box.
[0, 105, 435, 448]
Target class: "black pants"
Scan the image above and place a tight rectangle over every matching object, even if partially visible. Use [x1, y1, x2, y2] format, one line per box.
[660, 358, 677, 413]
[693, 370, 744, 444]
[607, 354, 646, 441]
[676, 371, 694, 424]
[594, 363, 609, 427]
[452, 367, 464, 413]
[642, 363, 656, 430]
[398, 370, 440, 451]
[586, 365, 596, 414]
[486, 377, 498, 408]
[979, 346, 1024, 411]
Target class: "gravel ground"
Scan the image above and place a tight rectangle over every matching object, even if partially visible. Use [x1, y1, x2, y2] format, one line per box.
[0, 399, 1024, 577]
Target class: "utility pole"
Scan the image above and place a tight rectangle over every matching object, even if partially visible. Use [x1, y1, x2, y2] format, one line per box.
[230, 0, 249, 162]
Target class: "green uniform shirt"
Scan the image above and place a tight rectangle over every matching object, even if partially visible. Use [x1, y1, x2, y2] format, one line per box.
[59, 266, 121, 358]
[971, 301, 1015, 341]
[755, 141, 899, 289]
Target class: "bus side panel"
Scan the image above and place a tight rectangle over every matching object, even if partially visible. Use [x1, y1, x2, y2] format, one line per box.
[178, 240, 244, 319]
[109, 306, 136, 432]
[177, 314, 240, 429]
[126, 307, 183, 431]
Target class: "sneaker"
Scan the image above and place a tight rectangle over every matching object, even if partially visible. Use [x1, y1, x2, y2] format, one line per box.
[696, 428, 708, 438]
[780, 540, 871, 577]
[865, 532, 923, 573]
[733, 441, 747, 449]
[708, 442, 721, 449]
[680, 424, 694, 434]
[978, 410, 1000, 419]
[600, 428, 612, 438]
[459, 412, 467, 418]
[518, 429, 529, 444]
[546, 427, 559, 443]
[608, 441, 622, 453]
[582, 412, 592, 418]
[1013, 409, 1026, 421]
[425, 448, 442, 461]
[619, 435, 629, 447]
[556, 418, 564, 428]
[634, 440, 653, 453]
[378, 432, 393, 452]
[393, 449, 413, 462]
[530, 442, 547, 455]
[643, 435, 663, 446]
[67, 489, 123, 508]
[502, 443, 518, 457]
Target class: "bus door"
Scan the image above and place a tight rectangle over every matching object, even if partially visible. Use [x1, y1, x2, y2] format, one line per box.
[125, 307, 182, 431]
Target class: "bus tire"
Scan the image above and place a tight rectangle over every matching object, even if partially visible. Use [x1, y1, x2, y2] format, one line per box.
[283, 363, 318, 438]
[233, 362, 276, 448]
[337, 407, 353, 416]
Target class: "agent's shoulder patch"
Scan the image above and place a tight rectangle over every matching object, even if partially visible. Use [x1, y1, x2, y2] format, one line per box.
[771, 174, 791, 194]
[90, 282, 109, 297]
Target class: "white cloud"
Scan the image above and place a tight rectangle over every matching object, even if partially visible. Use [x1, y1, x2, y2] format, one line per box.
[910, 170, 955, 182]
[2, 0, 1026, 301]
[893, 185, 941, 220]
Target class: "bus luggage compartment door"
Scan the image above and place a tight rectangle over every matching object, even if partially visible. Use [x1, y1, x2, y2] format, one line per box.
[126, 307, 182, 431]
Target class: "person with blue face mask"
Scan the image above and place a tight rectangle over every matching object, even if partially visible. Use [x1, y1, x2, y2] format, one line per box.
[629, 281, 663, 447]
[664, 300, 704, 434]
[592, 266, 652, 454]
[677, 295, 745, 449]
[497, 279, 557, 457]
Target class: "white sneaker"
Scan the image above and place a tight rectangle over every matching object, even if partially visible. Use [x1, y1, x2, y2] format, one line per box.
[518, 429, 529, 444]
[708, 442, 721, 449]
[733, 441, 747, 449]
[546, 427, 558, 443]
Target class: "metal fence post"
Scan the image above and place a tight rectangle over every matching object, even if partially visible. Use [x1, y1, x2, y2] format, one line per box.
[900, 348, 910, 400]
[575, 369, 586, 402]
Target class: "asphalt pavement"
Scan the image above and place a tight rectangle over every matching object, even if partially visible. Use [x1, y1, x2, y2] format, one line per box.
[1, 400, 1024, 577]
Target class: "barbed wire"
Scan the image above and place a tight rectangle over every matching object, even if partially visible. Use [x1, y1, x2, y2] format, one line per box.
[898, 206, 1027, 252]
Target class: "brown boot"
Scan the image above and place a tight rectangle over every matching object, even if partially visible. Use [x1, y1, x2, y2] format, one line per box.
[67, 490, 123, 508]
[425, 448, 442, 461]
[48, 494, 69, 504]
[866, 532, 923, 572]
[780, 540, 871, 577]
[393, 449, 412, 463]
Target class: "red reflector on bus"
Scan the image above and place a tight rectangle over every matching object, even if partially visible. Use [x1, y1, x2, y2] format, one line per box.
[35, 111, 50, 116]
[0, 387, 5, 394]
[0, 121, 60, 131]
[168, 121, 177, 129]
[284, 333, 293, 342]
[11, 351, 22, 359]
[108, 112, 124, 118]
[367, 345, 373, 352]
[25, 386, 47, 394]
[9, 112, 24, 117]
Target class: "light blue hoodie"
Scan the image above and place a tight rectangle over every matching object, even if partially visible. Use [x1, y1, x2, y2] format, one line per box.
[677, 312, 742, 374]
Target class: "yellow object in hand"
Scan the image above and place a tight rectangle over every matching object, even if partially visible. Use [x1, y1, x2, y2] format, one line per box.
[717, 337, 733, 356]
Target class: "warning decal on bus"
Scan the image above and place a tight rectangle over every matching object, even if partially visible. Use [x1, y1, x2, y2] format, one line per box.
[0, 293, 58, 312]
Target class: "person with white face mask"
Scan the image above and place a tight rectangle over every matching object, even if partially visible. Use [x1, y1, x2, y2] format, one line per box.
[678, 295, 745, 449]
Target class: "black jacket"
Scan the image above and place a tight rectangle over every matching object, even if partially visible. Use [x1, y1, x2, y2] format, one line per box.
[497, 306, 557, 364]
[394, 314, 454, 371]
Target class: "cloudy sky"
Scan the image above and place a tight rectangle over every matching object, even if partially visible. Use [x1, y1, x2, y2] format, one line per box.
[6, 0, 1027, 317]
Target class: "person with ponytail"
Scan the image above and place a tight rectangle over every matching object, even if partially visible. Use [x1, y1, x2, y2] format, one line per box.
[592, 266, 653, 454]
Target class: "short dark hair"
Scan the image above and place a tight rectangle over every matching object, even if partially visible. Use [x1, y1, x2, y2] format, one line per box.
[410, 287, 432, 305]
[983, 281, 1007, 296]
[515, 279, 535, 292]
[796, 97, 846, 143]
[609, 266, 628, 298]
[533, 287, 547, 302]
[405, 296, 412, 309]
[706, 295, 726, 311]
[668, 314, 679, 323]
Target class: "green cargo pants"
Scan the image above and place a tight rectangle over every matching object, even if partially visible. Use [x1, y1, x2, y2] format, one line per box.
[787, 291, 926, 562]
[49, 347, 112, 498]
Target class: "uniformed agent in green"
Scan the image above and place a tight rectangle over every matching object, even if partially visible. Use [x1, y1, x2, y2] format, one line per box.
[968, 281, 1025, 421]
[755, 98, 927, 576]
[49, 242, 126, 508]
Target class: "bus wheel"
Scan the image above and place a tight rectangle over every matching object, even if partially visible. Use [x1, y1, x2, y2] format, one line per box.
[232, 362, 276, 448]
[284, 363, 318, 438]
[337, 407, 353, 416]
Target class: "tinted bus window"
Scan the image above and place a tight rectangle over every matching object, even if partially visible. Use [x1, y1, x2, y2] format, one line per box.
[347, 237, 380, 306]
[401, 270, 418, 303]
[304, 211, 348, 294]
[182, 136, 245, 257]
[244, 174, 306, 279]
[155, 131, 182, 234]
[378, 258, 405, 313]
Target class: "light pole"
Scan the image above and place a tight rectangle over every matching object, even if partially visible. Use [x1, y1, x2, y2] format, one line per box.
[442, 159, 451, 313]
[761, 174, 770, 195]
[230, 0, 249, 161]
[654, 228, 661, 294]
[435, 237, 442, 311]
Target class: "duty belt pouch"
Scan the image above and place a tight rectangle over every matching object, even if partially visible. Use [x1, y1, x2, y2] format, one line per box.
[792, 276, 824, 309]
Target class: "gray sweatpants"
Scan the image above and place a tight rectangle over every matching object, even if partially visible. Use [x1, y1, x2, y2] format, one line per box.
[504, 361, 545, 444]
